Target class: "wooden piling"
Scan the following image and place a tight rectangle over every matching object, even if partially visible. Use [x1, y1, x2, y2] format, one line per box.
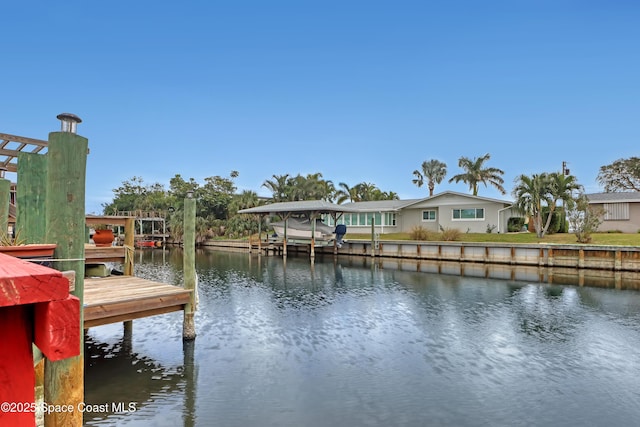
[43, 129, 88, 427]
[17, 152, 48, 243]
[310, 214, 316, 259]
[0, 178, 9, 235]
[124, 217, 135, 275]
[371, 218, 375, 257]
[183, 193, 196, 340]
[283, 217, 288, 258]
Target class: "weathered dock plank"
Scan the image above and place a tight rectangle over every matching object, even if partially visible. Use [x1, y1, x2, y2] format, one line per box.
[84, 276, 191, 328]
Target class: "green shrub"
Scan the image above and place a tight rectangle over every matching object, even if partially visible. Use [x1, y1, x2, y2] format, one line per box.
[606, 229, 623, 234]
[507, 217, 525, 232]
[542, 208, 561, 234]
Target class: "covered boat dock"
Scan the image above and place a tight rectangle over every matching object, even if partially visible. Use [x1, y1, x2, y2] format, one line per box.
[238, 200, 358, 258]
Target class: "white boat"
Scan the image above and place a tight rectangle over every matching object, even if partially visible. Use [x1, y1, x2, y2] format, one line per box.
[270, 218, 336, 242]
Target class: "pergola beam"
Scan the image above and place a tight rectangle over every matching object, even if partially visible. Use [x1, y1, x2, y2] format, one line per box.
[0, 133, 48, 173]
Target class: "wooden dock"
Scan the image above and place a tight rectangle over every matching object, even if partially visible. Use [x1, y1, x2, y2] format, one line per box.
[83, 276, 192, 328]
[82, 219, 194, 330]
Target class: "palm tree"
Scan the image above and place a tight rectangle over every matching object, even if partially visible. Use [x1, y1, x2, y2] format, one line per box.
[262, 174, 290, 202]
[354, 182, 378, 201]
[336, 182, 359, 204]
[513, 172, 583, 238]
[383, 191, 400, 200]
[449, 153, 506, 196]
[317, 179, 336, 202]
[413, 159, 447, 196]
[230, 190, 260, 213]
[512, 173, 552, 238]
[548, 172, 583, 233]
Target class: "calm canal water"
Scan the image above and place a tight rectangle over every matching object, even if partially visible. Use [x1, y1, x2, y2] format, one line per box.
[84, 249, 640, 427]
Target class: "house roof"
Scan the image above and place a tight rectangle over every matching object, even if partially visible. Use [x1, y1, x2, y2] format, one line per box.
[342, 199, 422, 211]
[403, 191, 513, 208]
[343, 191, 513, 212]
[240, 191, 515, 216]
[586, 192, 640, 203]
[238, 200, 359, 215]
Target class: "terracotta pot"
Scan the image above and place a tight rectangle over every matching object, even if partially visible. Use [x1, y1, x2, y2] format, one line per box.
[93, 229, 115, 247]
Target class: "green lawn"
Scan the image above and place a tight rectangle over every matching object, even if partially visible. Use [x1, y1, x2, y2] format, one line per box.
[345, 232, 640, 246]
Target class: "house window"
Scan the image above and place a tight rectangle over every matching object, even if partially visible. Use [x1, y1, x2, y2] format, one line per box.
[422, 210, 436, 221]
[385, 213, 396, 226]
[332, 212, 393, 226]
[452, 208, 484, 220]
[604, 203, 629, 220]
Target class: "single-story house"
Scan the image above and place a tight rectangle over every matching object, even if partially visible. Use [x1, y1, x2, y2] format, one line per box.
[324, 191, 518, 234]
[586, 192, 640, 233]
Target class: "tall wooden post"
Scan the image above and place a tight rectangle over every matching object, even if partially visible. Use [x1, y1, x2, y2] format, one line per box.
[310, 213, 316, 259]
[332, 213, 338, 256]
[183, 191, 197, 340]
[371, 217, 376, 258]
[16, 153, 48, 243]
[257, 216, 262, 254]
[123, 218, 136, 336]
[44, 113, 87, 427]
[124, 218, 135, 275]
[0, 175, 9, 236]
[283, 217, 288, 258]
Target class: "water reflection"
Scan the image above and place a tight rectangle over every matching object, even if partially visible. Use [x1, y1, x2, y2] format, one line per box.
[84, 330, 193, 426]
[84, 249, 640, 427]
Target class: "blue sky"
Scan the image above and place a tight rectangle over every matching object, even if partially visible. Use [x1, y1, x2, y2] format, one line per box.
[3, 1, 639, 213]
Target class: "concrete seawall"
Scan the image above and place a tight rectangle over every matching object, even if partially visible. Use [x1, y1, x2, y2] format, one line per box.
[202, 240, 640, 272]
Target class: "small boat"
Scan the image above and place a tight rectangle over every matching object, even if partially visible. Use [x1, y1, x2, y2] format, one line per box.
[270, 218, 346, 246]
[135, 239, 162, 248]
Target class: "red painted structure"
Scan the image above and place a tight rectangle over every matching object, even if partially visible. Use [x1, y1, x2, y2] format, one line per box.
[0, 253, 80, 426]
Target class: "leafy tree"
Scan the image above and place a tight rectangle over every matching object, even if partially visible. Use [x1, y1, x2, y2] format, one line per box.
[336, 182, 359, 204]
[354, 182, 378, 201]
[105, 173, 243, 242]
[136, 182, 171, 212]
[102, 176, 169, 214]
[568, 194, 605, 243]
[310, 173, 336, 202]
[449, 153, 506, 196]
[195, 216, 210, 244]
[548, 172, 583, 233]
[512, 172, 583, 238]
[381, 190, 400, 200]
[336, 182, 397, 203]
[596, 157, 640, 192]
[262, 173, 335, 202]
[512, 173, 552, 238]
[226, 213, 262, 238]
[199, 173, 238, 219]
[413, 159, 447, 196]
[288, 173, 325, 201]
[168, 174, 200, 211]
[230, 190, 260, 213]
[228, 190, 264, 236]
[262, 174, 291, 202]
[167, 209, 184, 242]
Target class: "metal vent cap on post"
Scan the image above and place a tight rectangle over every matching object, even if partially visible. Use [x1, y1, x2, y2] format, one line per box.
[56, 113, 82, 134]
